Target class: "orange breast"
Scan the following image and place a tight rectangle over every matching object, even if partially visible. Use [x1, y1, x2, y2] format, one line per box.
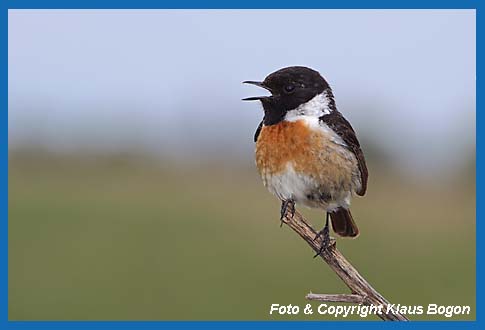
[255, 119, 358, 192]
[255, 120, 313, 174]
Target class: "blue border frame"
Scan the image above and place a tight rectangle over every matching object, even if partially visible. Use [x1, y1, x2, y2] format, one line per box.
[3, 1, 480, 329]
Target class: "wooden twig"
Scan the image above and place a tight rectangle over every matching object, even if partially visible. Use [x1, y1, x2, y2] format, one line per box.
[282, 210, 409, 321]
[305, 293, 365, 304]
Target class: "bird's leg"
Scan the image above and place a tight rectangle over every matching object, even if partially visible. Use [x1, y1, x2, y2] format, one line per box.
[313, 212, 331, 257]
[280, 199, 295, 227]
[313, 212, 330, 240]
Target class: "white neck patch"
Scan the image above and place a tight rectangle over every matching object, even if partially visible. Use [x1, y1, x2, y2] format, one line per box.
[284, 90, 334, 122]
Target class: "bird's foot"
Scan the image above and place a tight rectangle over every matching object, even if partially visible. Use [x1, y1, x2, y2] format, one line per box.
[280, 199, 295, 227]
[313, 213, 331, 257]
[313, 226, 327, 242]
[313, 232, 331, 258]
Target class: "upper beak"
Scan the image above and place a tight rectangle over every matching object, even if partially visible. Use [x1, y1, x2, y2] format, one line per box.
[242, 81, 272, 101]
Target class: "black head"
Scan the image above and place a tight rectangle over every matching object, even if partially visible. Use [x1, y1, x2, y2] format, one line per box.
[243, 66, 331, 125]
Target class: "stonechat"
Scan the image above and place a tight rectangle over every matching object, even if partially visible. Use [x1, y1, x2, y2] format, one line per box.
[243, 66, 368, 256]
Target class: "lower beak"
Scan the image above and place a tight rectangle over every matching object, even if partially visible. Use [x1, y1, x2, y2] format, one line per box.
[242, 96, 268, 101]
[242, 81, 272, 101]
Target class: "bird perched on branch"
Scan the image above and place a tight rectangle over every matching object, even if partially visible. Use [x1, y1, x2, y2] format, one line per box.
[243, 66, 368, 256]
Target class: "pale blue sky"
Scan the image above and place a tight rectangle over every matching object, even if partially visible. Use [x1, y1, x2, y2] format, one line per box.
[8, 10, 475, 176]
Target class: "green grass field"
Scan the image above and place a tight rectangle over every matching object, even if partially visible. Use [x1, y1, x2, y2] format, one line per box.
[8, 152, 475, 320]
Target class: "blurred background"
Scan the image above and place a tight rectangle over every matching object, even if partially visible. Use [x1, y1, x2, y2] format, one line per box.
[8, 10, 475, 320]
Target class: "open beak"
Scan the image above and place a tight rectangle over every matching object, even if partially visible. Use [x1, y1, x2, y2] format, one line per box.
[242, 81, 272, 101]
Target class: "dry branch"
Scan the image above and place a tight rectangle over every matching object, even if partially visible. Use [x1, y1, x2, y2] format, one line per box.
[281, 210, 409, 321]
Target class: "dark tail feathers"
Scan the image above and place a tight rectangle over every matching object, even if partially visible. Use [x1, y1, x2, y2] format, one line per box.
[330, 208, 359, 238]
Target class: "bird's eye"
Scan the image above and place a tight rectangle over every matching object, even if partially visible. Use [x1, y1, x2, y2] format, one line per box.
[284, 85, 295, 93]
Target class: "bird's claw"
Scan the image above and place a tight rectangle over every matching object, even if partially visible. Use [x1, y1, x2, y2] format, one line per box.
[313, 215, 331, 257]
[280, 199, 295, 226]
[313, 234, 331, 258]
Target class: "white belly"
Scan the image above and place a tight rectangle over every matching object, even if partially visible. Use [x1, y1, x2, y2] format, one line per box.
[262, 162, 351, 212]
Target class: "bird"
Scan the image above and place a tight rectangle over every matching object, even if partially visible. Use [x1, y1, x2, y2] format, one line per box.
[243, 66, 368, 256]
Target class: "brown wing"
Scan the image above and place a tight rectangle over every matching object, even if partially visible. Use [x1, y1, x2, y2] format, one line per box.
[320, 112, 368, 196]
